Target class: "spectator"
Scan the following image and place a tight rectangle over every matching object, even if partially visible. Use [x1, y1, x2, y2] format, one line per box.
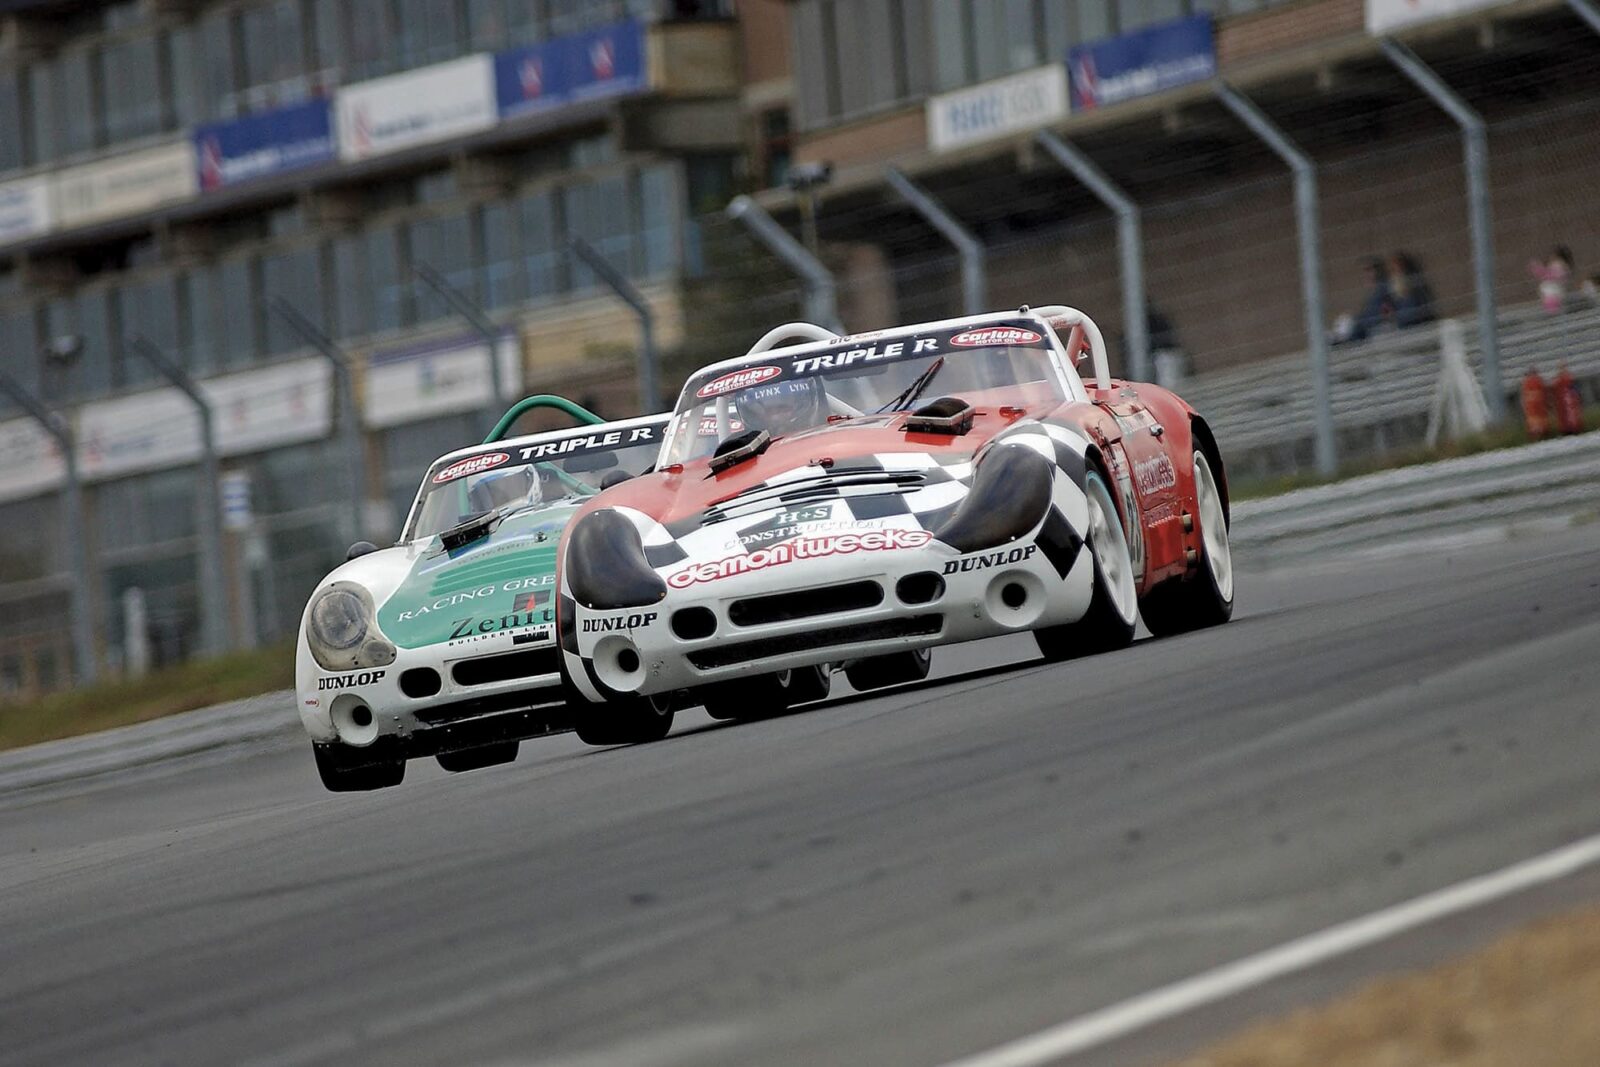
[1387, 251, 1436, 328]
[1332, 257, 1391, 344]
[1529, 245, 1574, 314]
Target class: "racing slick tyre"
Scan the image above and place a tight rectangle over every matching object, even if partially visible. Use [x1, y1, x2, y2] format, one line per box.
[786, 663, 833, 705]
[435, 740, 521, 773]
[701, 670, 798, 721]
[573, 694, 675, 747]
[1033, 470, 1138, 662]
[1138, 449, 1235, 637]
[844, 647, 931, 692]
[312, 743, 406, 792]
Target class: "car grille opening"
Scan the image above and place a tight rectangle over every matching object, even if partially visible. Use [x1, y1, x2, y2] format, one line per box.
[895, 572, 945, 605]
[399, 667, 442, 698]
[728, 580, 883, 627]
[687, 614, 942, 670]
[413, 687, 567, 727]
[671, 606, 717, 640]
[451, 647, 562, 688]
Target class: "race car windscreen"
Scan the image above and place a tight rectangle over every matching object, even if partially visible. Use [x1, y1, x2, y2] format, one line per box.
[405, 421, 666, 541]
[661, 322, 1067, 464]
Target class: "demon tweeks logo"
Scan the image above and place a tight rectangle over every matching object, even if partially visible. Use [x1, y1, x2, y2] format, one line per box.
[667, 529, 933, 588]
[696, 365, 782, 398]
[433, 452, 509, 484]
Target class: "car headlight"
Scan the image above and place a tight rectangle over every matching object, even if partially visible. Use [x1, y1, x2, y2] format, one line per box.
[565, 508, 667, 610]
[934, 443, 1053, 552]
[306, 581, 396, 672]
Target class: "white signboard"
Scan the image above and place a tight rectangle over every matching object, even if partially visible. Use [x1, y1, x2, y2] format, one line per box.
[336, 54, 497, 162]
[76, 358, 333, 482]
[927, 66, 1069, 154]
[364, 334, 522, 430]
[0, 416, 67, 503]
[52, 141, 198, 230]
[1366, 0, 1511, 32]
[0, 178, 51, 247]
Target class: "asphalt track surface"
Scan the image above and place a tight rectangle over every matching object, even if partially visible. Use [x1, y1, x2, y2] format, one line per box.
[2, 524, 1598, 1067]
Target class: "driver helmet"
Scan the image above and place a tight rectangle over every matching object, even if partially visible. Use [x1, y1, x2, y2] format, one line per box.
[467, 466, 539, 513]
[734, 377, 828, 437]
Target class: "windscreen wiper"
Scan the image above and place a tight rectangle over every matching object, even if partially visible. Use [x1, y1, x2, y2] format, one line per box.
[875, 357, 945, 414]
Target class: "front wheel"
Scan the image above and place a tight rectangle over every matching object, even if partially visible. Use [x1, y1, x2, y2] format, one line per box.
[312, 743, 406, 792]
[1034, 469, 1138, 662]
[701, 670, 799, 721]
[1139, 448, 1235, 636]
[573, 694, 674, 747]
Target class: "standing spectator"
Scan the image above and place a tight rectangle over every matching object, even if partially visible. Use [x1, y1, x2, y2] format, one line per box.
[1528, 245, 1574, 314]
[1388, 251, 1436, 328]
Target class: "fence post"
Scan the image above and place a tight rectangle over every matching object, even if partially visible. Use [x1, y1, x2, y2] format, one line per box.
[414, 262, 509, 438]
[568, 237, 662, 412]
[884, 167, 987, 317]
[726, 195, 842, 331]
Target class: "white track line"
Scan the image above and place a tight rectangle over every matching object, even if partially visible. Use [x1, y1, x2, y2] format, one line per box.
[940, 830, 1600, 1067]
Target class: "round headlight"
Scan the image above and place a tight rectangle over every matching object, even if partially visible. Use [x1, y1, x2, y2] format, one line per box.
[310, 588, 368, 652]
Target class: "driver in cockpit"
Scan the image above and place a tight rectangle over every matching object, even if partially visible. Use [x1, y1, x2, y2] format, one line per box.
[466, 466, 541, 514]
[733, 377, 829, 438]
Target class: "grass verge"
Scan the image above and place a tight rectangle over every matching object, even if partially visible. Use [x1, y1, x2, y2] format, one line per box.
[0, 642, 293, 753]
[1167, 902, 1600, 1067]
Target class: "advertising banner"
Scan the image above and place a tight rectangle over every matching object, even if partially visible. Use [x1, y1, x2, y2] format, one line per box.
[494, 19, 648, 122]
[927, 65, 1069, 154]
[363, 332, 522, 430]
[1068, 15, 1216, 112]
[336, 54, 497, 162]
[0, 416, 66, 503]
[76, 358, 333, 482]
[194, 99, 336, 192]
[52, 141, 198, 229]
[0, 178, 51, 247]
[1366, 0, 1511, 32]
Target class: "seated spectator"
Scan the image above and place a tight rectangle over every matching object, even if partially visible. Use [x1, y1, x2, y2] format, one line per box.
[1331, 258, 1391, 344]
[1529, 246, 1574, 314]
[1388, 251, 1436, 328]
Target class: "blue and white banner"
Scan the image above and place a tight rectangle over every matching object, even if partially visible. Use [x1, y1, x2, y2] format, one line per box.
[494, 19, 648, 122]
[1068, 15, 1216, 112]
[194, 100, 336, 192]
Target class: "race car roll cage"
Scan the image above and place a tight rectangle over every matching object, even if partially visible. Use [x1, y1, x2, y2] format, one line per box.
[737, 304, 1113, 399]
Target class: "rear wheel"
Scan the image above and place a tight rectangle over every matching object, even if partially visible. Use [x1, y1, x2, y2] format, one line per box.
[573, 694, 674, 747]
[844, 647, 931, 692]
[1139, 448, 1234, 636]
[312, 743, 406, 792]
[435, 740, 520, 773]
[1033, 470, 1138, 662]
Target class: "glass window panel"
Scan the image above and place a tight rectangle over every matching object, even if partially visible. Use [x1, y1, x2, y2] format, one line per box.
[240, 0, 308, 109]
[166, 26, 204, 129]
[520, 190, 561, 300]
[342, 0, 393, 81]
[200, 9, 238, 119]
[365, 225, 404, 333]
[1004, 0, 1042, 71]
[75, 289, 115, 397]
[27, 62, 56, 164]
[930, 0, 972, 92]
[261, 245, 324, 356]
[1043, 0, 1076, 58]
[830, 1, 871, 118]
[479, 202, 522, 311]
[102, 33, 164, 143]
[217, 257, 259, 367]
[506, 0, 549, 44]
[396, 0, 463, 67]
[59, 49, 99, 156]
[0, 70, 24, 173]
[120, 273, 180, 387]
[792, 1, 832, 128]
[408, 212, 475, 324]
[1077, 0, 1114, 43]
[638, 164, 679, 279]
[468, 0, 509, 49]
[331, 234, 367, 339]
[312, 0, 344, 76]
[0, 307, 40, 417]
[564, 174, 631, 290]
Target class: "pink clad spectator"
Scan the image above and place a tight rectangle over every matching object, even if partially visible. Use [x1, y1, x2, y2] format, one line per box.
[1529, 245, 1574, 313]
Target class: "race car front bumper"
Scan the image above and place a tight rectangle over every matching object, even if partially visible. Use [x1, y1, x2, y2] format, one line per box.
[568, 516, 1095, 700]
[296, 634, 572, 756]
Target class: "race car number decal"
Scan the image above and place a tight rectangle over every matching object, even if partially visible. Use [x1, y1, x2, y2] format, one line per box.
[433, 452, 510, 484]
[696, 365, 782, 398]
[667, 529, 933, 588]
[949, 327, 1042, 348]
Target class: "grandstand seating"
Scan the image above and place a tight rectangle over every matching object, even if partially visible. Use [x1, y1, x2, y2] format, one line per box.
[1178, 299, 1600, 478]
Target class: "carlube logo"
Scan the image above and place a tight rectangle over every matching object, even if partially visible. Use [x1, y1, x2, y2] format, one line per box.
[433, 452, 509, 484]
[696, 365, 782, 399]
[949, 328, 1042, 348]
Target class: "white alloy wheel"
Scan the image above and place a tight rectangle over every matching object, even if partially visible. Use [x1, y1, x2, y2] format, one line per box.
[1192, 449, 1234, 604]
[1085, 473, 1138, 627]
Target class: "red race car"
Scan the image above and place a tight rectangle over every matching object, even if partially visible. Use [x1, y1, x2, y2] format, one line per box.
[557, 306, 1234, 743]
